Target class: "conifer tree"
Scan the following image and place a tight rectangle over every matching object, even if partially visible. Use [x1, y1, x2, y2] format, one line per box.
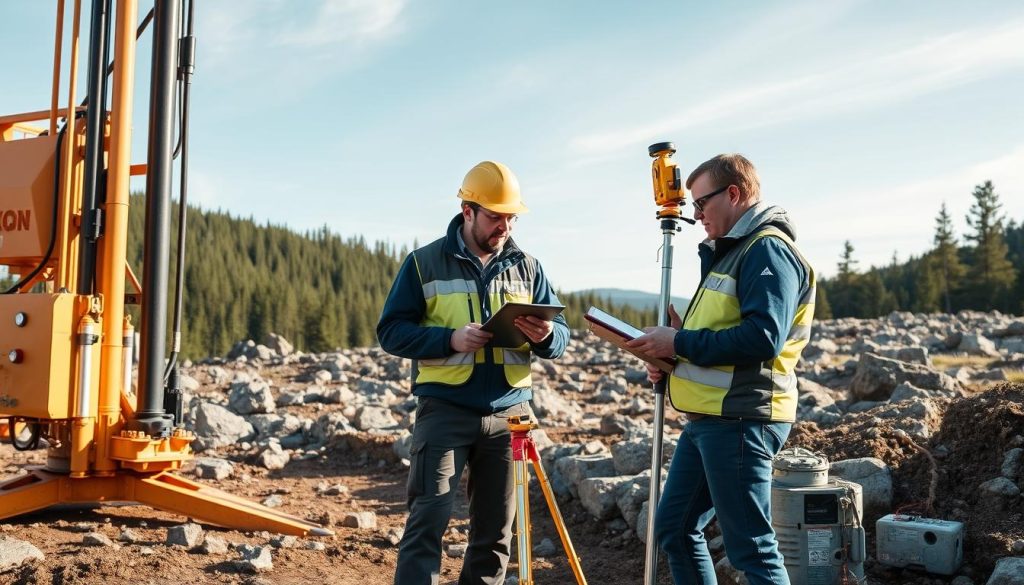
[931, 202, 965, 313]
[829, 241, 859, 317]
[964, 181, 1017, 311]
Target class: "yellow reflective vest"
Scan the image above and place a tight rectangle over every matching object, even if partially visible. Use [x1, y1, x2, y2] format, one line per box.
[412, 237, 535, 388]
[669, 226, 815, 422]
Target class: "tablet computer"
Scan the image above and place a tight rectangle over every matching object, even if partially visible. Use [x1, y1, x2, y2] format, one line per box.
[480, 302, 565, 348]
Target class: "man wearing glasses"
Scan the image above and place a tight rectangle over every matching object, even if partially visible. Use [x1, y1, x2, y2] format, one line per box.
[628, 154, 816, 585]
[378, 160, 569, 585]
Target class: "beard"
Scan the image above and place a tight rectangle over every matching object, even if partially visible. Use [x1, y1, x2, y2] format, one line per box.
[471, 222, 507, 254]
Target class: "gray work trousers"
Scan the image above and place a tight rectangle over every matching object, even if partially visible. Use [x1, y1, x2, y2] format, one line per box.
[393, 396, 530, 585]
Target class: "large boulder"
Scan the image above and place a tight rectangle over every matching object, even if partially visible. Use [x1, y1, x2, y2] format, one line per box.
[192, 402, 256, 449]
[228, 379, 276, 415]
[578, 476, 632, 520]
[850, 353, 960, 401]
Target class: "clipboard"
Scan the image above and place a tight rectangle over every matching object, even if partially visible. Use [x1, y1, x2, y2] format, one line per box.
[480, 302, 565, 348]
[584, 306, 676, 373]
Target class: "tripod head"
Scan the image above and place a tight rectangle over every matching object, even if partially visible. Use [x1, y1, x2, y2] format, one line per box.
[648, 142, 694, 223]
[507, 414, 538, 432]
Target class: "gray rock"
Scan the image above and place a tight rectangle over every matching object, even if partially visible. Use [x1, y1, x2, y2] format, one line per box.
[888, 382, 935, 403]
[876, 346, 931, 366]
[195, 457, 234, 480]
[198, 535, 229, 554]
[269, 535, 298, 549]
[636, 500, 651, 544]
[275, 389, 306, 407]
[554, 454, 616, 498]
[263, 333, 294, 357]
[446, 543, 467, 558]
[531, 384, 583, 424]
[1002, 448, 1023, 480]
[987, 557, 1024, 585]
[976, 369, 1010, 381]
[715, 554, 750, 585]
[310, 412, 357, 443]
[353, 406, 397, 431]
[611, 439, 653, 476]
[166, 522, 204, 548]
[118, 528, 142, 543]
[341, 511, 377, 529]
[393, 430, 413, 461]
[249, 413, 303, 438]
[979, 477, 1021, 499]
[532, 537, 557, 557]
[192, 402, 256, 449]
[385, 527, 404, 546]
[256, 443, 290, 470]
[616, 476, 650, 529]
[0, 536, 44, 571]
[579, 476, 632, 520]
[234, 544, 273, 573]
[82, 532, 115, 547]
[228, 379, 276, 415]
[829, 457, 892, 515]
[959, 334, 1000, 357]
[850, 353, 960, 400]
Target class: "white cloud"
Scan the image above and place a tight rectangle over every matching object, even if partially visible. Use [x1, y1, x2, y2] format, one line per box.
[199, 0, 405, 74]
[570, 18, 1024, 158]
[274, 0, 405, 48]
[799, 145, 1024, 276]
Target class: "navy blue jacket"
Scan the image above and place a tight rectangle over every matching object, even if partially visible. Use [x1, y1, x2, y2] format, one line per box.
[377, 214, 569, 414]
[674, 203, 811, 367]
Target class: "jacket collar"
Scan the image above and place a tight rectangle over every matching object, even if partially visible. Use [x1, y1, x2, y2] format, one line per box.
[699, 202, 797, 253]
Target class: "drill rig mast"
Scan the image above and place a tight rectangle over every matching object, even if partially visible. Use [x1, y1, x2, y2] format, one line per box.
[0, 0, 329, 537]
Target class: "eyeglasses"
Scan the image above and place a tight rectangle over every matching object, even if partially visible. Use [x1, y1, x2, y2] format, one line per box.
[691, 185, 729, 214]
[476, 208, 519, 225]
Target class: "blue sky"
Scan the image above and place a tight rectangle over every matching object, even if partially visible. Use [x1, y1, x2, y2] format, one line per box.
[3, 1, 1023, 297]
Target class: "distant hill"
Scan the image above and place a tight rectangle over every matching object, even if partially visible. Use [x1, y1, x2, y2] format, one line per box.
[577, 288, 690, 312]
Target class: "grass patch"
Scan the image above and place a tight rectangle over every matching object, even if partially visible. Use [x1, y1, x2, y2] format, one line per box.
[1006, 370, 1024, 383]
[930, 354, 999, 369]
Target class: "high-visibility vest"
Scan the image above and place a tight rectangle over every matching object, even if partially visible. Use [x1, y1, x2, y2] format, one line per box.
[412, 238, 535, 388]
[669, 226, 816, 422]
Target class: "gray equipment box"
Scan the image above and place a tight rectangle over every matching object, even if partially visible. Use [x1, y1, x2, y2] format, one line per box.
[876, 514, 964, 575]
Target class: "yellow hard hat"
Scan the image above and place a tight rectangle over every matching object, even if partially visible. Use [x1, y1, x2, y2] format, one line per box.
[457, 161, 529, 214]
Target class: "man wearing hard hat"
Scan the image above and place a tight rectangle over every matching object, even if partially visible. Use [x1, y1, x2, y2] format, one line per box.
[378, 161, 569, 585]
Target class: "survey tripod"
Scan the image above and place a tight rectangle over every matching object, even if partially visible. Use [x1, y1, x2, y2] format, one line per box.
[643, 142, 694, 585]
[509, 415, 588, 585]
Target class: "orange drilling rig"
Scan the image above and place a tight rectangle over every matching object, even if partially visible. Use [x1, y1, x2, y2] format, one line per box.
[0, 0, 330, 537]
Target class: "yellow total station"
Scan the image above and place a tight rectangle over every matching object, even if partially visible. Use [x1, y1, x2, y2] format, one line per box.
[648, 141, 690, 220]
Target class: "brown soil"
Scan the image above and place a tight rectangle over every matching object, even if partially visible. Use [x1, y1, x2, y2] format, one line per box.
[2, 376, 1022, 585]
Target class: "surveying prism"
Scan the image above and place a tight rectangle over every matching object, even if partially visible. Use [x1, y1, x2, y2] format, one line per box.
[508, 414, 587, 585]
[643, 142, 694, 585]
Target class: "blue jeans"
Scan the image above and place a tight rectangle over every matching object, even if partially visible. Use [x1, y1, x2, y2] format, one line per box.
[655, 417, 792, 585]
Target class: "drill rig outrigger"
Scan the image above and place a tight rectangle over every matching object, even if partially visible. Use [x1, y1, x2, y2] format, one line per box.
[0, 0, 330, 537]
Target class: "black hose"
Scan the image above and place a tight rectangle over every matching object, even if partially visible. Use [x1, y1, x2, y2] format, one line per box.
[164, 0, 195, 383]
[3, 121, 71, 294]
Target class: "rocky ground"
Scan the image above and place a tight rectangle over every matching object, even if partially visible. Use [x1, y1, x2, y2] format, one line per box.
[2, 310, 1024, 584]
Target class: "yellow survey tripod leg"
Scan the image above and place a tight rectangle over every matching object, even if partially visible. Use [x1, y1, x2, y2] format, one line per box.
[508, 415, 587, 585]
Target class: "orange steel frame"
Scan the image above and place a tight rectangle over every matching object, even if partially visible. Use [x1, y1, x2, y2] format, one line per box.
[0, 1, 330, 537]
